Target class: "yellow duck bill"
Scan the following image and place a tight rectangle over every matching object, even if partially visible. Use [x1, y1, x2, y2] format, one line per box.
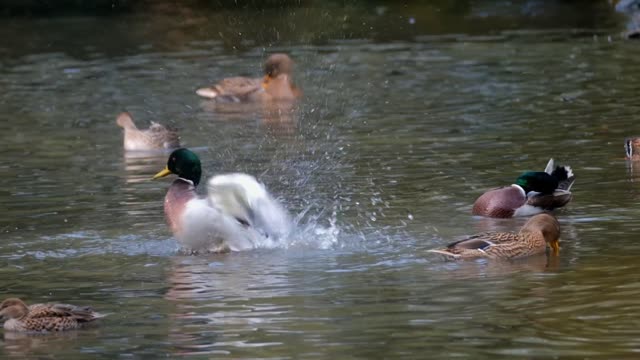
[153, 167, 172, 179]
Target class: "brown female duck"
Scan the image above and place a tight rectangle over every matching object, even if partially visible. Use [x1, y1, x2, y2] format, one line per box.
[196, 53, 302, 102]
[116, 112, 180, 151]
[0, 298, 105, 332]
[429, 213, 561, 260]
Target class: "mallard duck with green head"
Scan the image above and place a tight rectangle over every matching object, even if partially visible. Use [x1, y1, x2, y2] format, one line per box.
[429, 213, 561, 260]
[153, 148, 291, 253]
[472, 159, 575, 218]
[0, 298, 105, 332]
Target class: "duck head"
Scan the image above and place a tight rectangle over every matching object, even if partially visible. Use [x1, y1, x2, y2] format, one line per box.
[0, 298, 28, 321]
[521, 213, 561, 255]
[264, 54, 294, 78]
[153, 148, 202, 186]
[262, 53, 294, 88]
[625, 137, 640, 159]
[515, 171, 559, 195]
[116, 112, 137, 130]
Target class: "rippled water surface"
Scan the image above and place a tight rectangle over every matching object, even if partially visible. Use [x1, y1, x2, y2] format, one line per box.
[2, 1, 640, 358]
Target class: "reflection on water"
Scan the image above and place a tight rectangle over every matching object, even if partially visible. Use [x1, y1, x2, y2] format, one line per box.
[199, 99, 299, 136]
[165, 254, 296, 356]
[2, 1, 640, 358]
[3, 330, 86, 359]
[123, 151, 170, 184]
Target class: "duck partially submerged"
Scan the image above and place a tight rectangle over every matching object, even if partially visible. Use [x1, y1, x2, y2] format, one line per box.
[153, 148, 291, 253]
[0, 298, 105, 332]
[116, 112, 181, 151]
[472, 159, 575, 218]
[196, 53, 302, 103]
[429, 213, 561, 260]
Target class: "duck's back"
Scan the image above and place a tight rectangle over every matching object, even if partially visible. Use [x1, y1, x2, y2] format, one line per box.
[472, 185, 527, 218]
[196, 77, 264, 102]
[5, 303, 103, 332]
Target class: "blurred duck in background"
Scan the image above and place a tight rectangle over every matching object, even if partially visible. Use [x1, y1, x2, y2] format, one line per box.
[196, 53, 302, 103]
[116, 112, 180, 151]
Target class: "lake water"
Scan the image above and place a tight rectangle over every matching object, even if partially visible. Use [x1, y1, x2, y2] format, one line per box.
[2, 1, 640, 358]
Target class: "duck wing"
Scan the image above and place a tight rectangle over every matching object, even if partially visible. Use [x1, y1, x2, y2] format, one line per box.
[445, 231, 519, 250]
[527, 190, 572, 209]
[196, 77, 263, 102]
[28, 303, 103, 322]
[544, 158, 575, 191]
[445, 234, 497, 251]
[148, 122, 181, 149]
[207, 173, 291, 240]
[428, 232, 521, 259]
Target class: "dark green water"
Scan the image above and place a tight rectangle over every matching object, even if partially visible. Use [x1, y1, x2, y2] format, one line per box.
[2, 1, 640, 358]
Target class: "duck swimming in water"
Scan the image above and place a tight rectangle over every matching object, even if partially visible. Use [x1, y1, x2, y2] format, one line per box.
[0, 298, 105, 332]
[196, 53, 302, 103]
[116, 112, 181, 151]
[153, 148, 291, 253]
[429, 213, 561, 260]
[472, 159, 575, 218]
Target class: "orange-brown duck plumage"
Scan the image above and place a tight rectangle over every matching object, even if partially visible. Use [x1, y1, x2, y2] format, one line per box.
[196, 53, 302, 103]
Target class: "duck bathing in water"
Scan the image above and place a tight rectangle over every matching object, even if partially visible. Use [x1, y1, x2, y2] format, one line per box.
[152, 148, 291, 253]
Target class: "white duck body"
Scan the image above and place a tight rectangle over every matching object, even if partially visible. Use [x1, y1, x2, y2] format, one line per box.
[173, 173, 291, 253]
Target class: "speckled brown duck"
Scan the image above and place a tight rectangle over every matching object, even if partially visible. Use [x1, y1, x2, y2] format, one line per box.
[472, 159, 575, 218]
[116, 112, 181, 151]
[0, 298, 105, 332]
[196, 53, 302, 102]
[152, 148, 291, 253]
[429, 213, 561, 260]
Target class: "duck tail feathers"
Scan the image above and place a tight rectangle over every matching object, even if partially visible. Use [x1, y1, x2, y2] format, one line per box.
[544, 158, 555, 174]
[551, 165, 575, 191]
[90, 311, 109, 319]
[196, 87, 219, 99]
[543, 158, 575, 191]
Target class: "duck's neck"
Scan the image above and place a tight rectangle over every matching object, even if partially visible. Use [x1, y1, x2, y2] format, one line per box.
[164, 178, 197, 234]
[268, 75, 298, 99]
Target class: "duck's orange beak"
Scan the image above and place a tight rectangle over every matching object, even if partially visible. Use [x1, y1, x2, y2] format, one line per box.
[262, 75, 271, 89]
[152, 166, 172, 179]
[549, 239, 560, 255]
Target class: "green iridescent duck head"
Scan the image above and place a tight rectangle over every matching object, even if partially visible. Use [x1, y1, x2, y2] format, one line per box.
[515, 171, 558, 195]
[153, 148, 202, 186]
